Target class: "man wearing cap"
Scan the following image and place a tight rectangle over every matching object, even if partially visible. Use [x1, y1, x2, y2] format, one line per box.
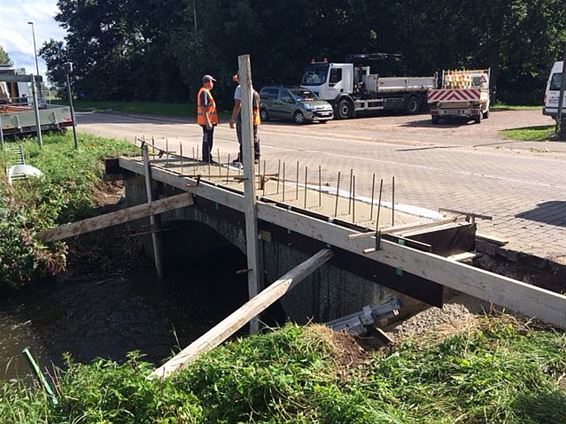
[197, 75, 218, 163]
[229, 73, 260, 166]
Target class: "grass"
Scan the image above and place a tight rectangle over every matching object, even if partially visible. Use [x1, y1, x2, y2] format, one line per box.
[0, 318, 564, 423]
[501, 125, 555, 141]
[0, 131, 136, 290]
[73, 100, 193, 117]
[491, 103, 542, 111]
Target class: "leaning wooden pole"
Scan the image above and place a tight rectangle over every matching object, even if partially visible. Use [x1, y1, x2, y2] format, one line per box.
[142, 145, 164, 278]
[151, 248, 334, 380]
[238, 54, 262, 333]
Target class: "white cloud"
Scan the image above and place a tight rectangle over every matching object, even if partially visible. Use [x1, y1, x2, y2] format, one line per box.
[0, 0, 67, 75]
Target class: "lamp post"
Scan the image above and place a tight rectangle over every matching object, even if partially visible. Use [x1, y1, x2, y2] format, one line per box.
[27, 21, 41, 99]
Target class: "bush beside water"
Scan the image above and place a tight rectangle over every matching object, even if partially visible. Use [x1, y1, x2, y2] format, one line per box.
[0, 132, 136, 290]
[0, 320, 564, 423]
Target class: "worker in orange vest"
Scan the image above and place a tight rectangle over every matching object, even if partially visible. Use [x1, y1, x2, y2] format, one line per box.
[229, 72, 261, 166]
[197, 74, 219, 163]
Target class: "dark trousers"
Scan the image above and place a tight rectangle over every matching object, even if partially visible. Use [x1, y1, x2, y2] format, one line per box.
[236, 124, 260, 161]
[201, 125, 215, 162]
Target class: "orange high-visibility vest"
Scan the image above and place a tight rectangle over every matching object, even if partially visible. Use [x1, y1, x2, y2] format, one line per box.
[197, 87, 218, 126]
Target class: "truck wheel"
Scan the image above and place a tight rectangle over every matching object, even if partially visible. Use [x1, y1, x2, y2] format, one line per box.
[337, 99, 354, 119]
[482, 109, 490, 119]
[260, 108, 269, 122]
[431, 115, 440, 124]
[405, 96, 420, 114]
[293, 111, 306, 124]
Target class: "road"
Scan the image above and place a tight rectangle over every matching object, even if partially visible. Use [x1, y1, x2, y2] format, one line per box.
[78, 109, 566, 264]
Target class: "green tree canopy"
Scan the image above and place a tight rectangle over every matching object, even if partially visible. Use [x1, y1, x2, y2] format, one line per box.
[40, 0, 566, 105]
[0, 45, 12, 65]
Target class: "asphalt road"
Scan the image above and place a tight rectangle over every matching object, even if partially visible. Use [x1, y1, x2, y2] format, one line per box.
[77, 109, 566, 263]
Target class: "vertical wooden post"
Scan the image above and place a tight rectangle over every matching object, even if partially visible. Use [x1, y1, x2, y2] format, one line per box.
[238, 54, 261, 333]
[142, 144, 163, 278]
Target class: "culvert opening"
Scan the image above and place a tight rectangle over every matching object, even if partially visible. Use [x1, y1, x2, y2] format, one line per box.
[160, 221, 286, 327]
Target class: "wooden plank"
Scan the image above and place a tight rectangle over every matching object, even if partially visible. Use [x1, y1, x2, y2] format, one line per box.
[476, 232, 508, 246]
[348, 216, 464, 240]
[447, 252, 480, 262]
[37, 193, 193, 242]
[118, 157, 566, 329]
[239, 54, 262, 334]
[152, 248, 334, 379]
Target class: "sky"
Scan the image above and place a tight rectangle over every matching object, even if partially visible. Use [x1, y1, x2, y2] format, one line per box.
[0, 0, 66, 76]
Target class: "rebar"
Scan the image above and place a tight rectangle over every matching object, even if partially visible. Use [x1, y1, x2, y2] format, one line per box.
[352, 175, 356, 223]
[348, 168, 353, 214]
[263, 160, 267, 196]
[166, 139, 169, 167]
[226, 154, 231, 183]
[282, 162, 286, 202]
[180, 143, 184, 173]
[370, 173, 376, 220]
[304, 166, 308, 208]
[334, 171, 341, 217]
[376, 179, 383, 230]
[276, 159, 281, 194]
[391, 176, 395, 226]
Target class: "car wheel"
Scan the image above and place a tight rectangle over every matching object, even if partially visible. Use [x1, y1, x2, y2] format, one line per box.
[293, 111, 306, 124]
[337, 99, 354, 119]
[405, 96, 420, 114]
[482, 109, 490, 119]
[260, 108, 269, 122]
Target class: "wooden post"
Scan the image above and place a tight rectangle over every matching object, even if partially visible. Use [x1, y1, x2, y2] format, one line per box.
[151, 248, 334, 379]
[142, 145, 164, 278]
[238, 54, 261, 333]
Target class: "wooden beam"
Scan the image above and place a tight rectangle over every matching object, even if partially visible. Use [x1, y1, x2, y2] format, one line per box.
[143, 144, 164, 278]
[37, 193, 193, 242]
[152, 248, 334, 379]
[239, 54, 262, 334]
[347, 216, 464, 240]
[117, 157, 566, 329]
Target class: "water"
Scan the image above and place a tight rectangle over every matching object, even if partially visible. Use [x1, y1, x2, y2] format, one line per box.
[0, 241, 258, 382]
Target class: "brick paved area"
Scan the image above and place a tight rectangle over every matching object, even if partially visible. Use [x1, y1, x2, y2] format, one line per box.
[78, 109, 566, 264]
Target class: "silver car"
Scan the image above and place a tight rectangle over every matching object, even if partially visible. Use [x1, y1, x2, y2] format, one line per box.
[259, 86, 334, 124]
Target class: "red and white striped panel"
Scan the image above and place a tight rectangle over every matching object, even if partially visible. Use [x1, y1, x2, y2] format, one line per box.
[428, 88, 481, 103]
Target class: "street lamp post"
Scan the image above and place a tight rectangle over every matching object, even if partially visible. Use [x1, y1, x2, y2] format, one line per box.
[27, 21, 41, 100]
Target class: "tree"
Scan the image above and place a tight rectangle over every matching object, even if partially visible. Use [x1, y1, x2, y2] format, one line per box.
[0, 45, 12, 65]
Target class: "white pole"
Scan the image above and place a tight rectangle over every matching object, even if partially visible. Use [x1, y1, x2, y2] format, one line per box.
[238, 54, 261, 333]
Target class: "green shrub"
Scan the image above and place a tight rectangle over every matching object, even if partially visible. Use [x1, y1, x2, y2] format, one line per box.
[0, 132, 136, 290]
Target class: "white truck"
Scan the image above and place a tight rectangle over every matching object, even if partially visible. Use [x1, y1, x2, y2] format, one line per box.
[543, 61, 564, 119]
[427, 69, 491, 124]
[300, 54, 437, 119]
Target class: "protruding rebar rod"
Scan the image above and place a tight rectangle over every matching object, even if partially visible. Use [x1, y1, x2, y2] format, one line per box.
[277, 160, 282, 191]
[295, 161, 299, 200]
[376, 179, 383, 230]
[348, 168, 353, 214]
[151, 136, 156, 161]
[180, 143, 184, 173]
[282, 162, 286, 202]
[262, 160, 267, 196]
[304, 166, 308, 209]
[370, 173, 376, 220]
[391, 176, 395, 226]
[226, 154, 231, 183]
[166, 139, 169, 167]
[318, 165, 322, 207]
[352, 175, 356, 223]
[334, 171, 341, 217]
[192, 146, 196, 173]
[217, 148, 221, 173]
[208, 158, 211, 176]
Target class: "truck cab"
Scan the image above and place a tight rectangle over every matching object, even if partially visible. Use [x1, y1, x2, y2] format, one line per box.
[543, 61, 564, 119]
[301, 62, 354, 100]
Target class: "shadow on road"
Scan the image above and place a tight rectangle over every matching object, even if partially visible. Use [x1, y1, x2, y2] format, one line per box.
[515, 201, 566, 227]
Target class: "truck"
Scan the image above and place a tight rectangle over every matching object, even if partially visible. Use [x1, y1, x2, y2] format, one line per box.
[427, 69, 490, 124]
[0, 65, 73, 138]
[300, 53, 437, 119]
[542, 61, 564, 119]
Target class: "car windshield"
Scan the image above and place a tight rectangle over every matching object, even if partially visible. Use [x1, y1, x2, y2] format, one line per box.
[301, 64, 329, 86]
[550, 73, 563, 91]
[290, 89, 317, 101]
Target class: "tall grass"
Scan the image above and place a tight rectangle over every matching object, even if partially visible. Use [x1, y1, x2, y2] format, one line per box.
[1, 319, 564, 423]
[0, 132, 136, 290]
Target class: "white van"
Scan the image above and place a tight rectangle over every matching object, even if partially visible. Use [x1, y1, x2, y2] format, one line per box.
[543, 61, 564, 118]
